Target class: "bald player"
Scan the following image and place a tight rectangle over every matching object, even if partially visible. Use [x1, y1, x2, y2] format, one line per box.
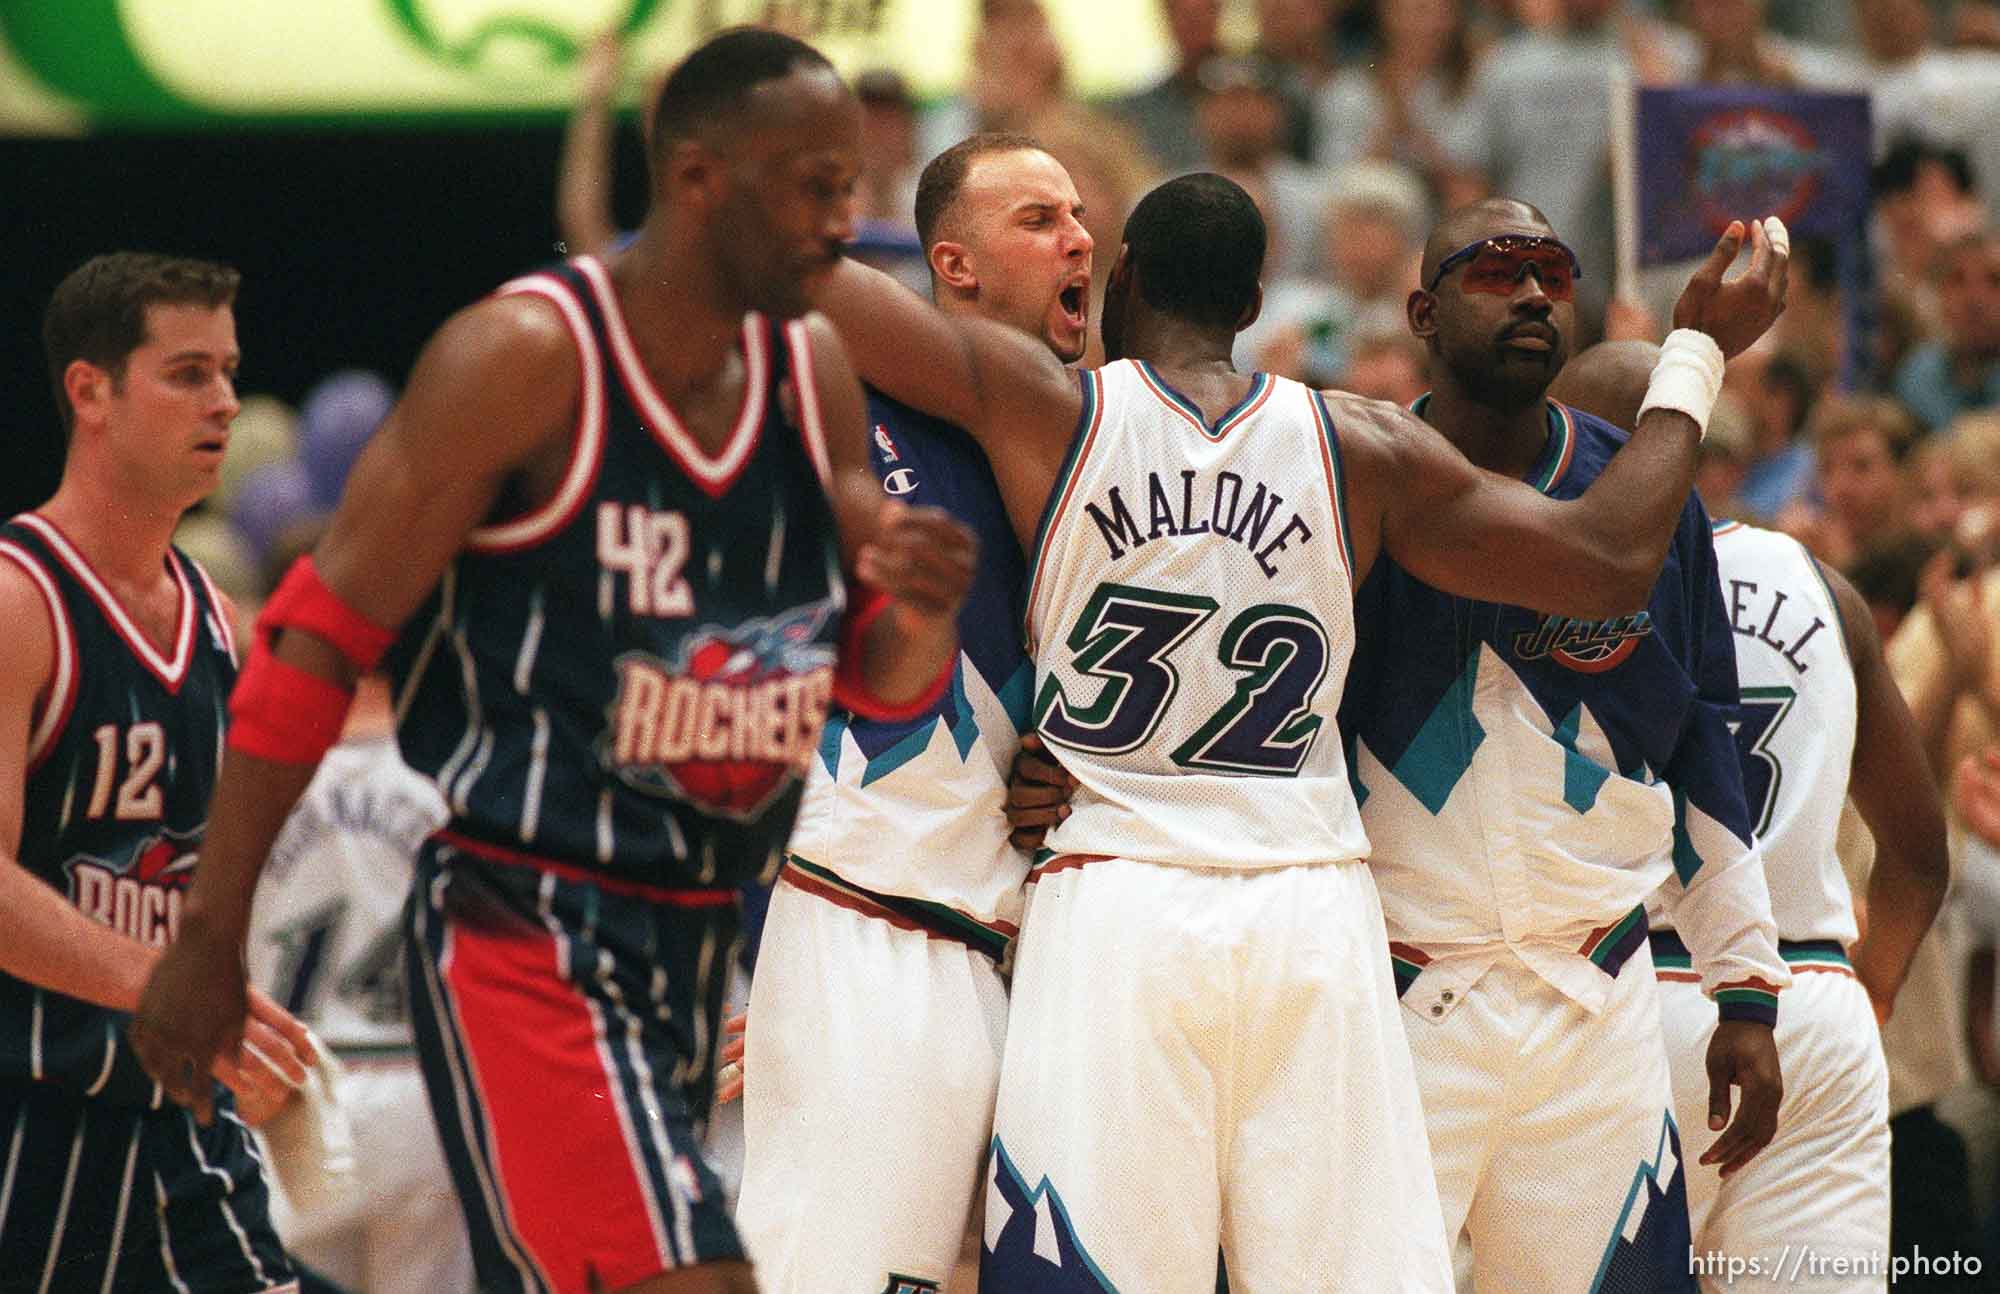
[132, 32, 975, 1294]
[811, 176, 1783, 1291]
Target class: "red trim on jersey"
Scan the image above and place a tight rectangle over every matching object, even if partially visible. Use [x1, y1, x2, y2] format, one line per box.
[15, 514, 194, 693]
[184, 551, 238, 665]
[470, 273, 610, 554]
[441, 920, 674, 1291]
[574, 256, 767, 500]
[0, 540, 78, 773]
[434, 830, 737, 907]
[1654, 969, 1702, 983]
[1028, 853, 1115, 881]
[782, 320, 833, 489]
[778, 866, 934, 938]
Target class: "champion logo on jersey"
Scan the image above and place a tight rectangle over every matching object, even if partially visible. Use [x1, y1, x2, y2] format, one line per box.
[605, 603, 837, 821]
[63, 825, 202, 948]
[883, 468, 919, 496]
[1512, 611, 1654, 674]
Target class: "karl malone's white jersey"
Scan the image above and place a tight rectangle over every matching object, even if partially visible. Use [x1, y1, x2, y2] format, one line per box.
[1025, 360, 1369, 870]
[1676, 521, 1859, 945]
[247, 735, 449, 1051]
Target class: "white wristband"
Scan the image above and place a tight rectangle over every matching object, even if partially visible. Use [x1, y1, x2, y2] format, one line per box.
[1637, 328, 1726, 438]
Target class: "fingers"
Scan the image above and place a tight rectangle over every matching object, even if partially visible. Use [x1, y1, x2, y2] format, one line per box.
[1699, 1026, 1781, 1176]
[1759, 216, 1791, 315]
[715, 1062, 744, 1106]
[857, 506, 978, 621]
[247, 987, 319, 1068]
[1008, 825, 1050, 852]
[239, 1017, 310, 1090]
[1695, 220, 1746, 293]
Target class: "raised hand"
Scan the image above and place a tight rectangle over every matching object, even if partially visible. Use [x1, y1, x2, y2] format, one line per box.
[1672, 216, 1791, 360]
[1958, 747, 2000, 847]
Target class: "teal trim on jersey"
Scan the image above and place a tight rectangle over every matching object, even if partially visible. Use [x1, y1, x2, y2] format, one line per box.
[1553, 704, 1611, 814]
[1390, 953, 1424, 997]
[1715, 985, 1781, 1017]
[1532, 401, 1577, 494]
[1781, 945, 1851, 970]
[1310, 391, 1358, 578]
[1588, 1112, 1682, 1294]
[856, 717, 938, 788]
[1651, 948, 1694, 970]
[1025, 369, 1102, 634]
[1387, 648, 1486, 815]
[1408, 393, 1573, 494]
[1586, 906, 1647, 969]
[785, 855, 1012, 961]
[1134, 362, 1269, 440]
[816, 708, 848, 778]
[1669, 788, 1704, 885]
[997, 660, 1034, 735]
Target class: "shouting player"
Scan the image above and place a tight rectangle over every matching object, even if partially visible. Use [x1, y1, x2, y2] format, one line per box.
[131, 32, 973, 1294]
[813, 173, 1780, 1290]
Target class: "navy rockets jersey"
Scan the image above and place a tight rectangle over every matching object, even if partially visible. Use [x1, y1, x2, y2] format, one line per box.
[1339, 400, 1772, 996]
[384, 257, 845, 892]
[0, 514, 238, 1104]
[786, 388, 1031, 923]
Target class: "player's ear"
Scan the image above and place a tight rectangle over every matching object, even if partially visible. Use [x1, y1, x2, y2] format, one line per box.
[929, 239, 977, 293]
[1407, 288, 1439, 341]
[661, 137, 724, 209]
[1235, 281, 1263, 333]
[64, 359, 112, 427]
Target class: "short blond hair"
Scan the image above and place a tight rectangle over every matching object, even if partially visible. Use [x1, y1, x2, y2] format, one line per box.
[1946, 412, 2000, 499]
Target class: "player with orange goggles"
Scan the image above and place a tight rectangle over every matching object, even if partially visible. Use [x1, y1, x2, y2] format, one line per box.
[1424, 233, 1583, 301]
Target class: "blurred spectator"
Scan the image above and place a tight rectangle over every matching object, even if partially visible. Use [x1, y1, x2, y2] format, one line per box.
[1894, 228, 2000, 434]
[919, 0, 1070, 162]
[1107, 0, 1223, 173]
[1446, 0, 1691, 334]
[298, 369, 394, 509]
[1252, 0, 1337, 160]
[1194, 54, 1330, 281]
[1234, 162, 1426, 382]
[1873, 138, 1987, 339]
[1729, 344, 1817, 521]
[1850, 532, 1941, 642]
[1337, 329, 1431, 404]
[1028, 106, 1158, 366]
[1692, 390, 1753, 516]
[557, 32, 635, 261]
[1891, 501, 2000, 789]
[1672, 0, 1862, 86]
[1909, 415, 2000, 546]
[1312, 0, 1485, 209]
[1861, 0, 2000, 216]
[855, 70, 922, 233]
[1910, 436, 1968, 545]
[1779, 393, 1920, 568]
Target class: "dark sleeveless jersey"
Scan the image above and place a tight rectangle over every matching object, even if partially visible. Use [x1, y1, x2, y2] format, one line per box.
[0, 514, 238, 1104]
[384, 257, 846, 892]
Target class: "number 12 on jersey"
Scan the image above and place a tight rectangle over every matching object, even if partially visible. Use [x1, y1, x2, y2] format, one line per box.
[1034, 581, 1331, 776]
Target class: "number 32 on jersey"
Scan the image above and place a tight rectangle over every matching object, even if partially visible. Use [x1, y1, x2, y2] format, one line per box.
[1034, 580, 1330, 776]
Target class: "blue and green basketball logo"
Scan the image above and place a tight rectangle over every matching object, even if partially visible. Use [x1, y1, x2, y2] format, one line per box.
[382, 0, 667, 78]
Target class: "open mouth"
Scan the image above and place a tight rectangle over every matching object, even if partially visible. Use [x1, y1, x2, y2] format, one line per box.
[1057, 279, 1088, 329]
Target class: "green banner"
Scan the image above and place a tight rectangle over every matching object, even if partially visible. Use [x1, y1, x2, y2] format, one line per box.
[0, 0, 1189, 132]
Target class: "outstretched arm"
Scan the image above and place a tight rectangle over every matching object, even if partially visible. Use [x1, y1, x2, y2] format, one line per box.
[134, 292, 579, 1120]
[811, 258, 1081, 551]
[557, 32, 626, 260]
[1828, 559, 1949, 1022]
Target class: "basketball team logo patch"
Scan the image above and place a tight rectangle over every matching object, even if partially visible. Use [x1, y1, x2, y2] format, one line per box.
[63, 825, 203, 948]
[878, 1277, 939, 1294]
[604, 604, 837, 820]
[1512, 611, 1654, 674]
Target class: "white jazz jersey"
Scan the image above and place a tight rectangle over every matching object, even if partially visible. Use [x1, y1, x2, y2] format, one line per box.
[247, 734, 450, 1051]
[1707, 520, 1858, 945]
[1025, 361, 1368, 870]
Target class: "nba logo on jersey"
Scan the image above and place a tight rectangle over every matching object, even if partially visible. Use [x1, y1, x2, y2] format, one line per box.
[606, 604, 837, 819]
[63, 825, 202, 947]
[874, 424, 900, 461]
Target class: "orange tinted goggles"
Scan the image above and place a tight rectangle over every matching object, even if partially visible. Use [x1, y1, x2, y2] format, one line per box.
[1425, 235, 1582, 301]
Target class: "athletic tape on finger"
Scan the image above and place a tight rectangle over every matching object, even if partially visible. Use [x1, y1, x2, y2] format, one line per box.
[1763, 216, 1790, 257]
